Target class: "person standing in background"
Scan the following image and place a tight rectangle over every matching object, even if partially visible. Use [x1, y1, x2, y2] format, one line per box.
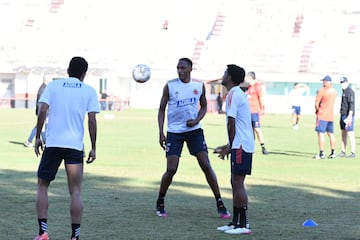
[245, 72, 269, 155]
[288, 82, 308, 129]
[314, 75, 337, 159]
[338, 77, 356, 158]
[108, 93, 114, 111]
[100, 91, 109, 110]
[216, 92, 223, 114]
[24, 75, 51, 147]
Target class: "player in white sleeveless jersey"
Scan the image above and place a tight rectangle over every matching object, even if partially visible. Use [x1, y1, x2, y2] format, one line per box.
[156, 57, 230, 219]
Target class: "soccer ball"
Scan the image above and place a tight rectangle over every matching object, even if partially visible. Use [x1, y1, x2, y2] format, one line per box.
[132, 64, 151, 83]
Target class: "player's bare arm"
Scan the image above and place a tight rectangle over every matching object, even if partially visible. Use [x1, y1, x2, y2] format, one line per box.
[314, 90, 323, 114]
[215, 117, 236, 160]
[86, 111, 97, 164]
[158, 84, 169, 150]
[227, 117, 236, 146]
[259, 96, 265, 114]
[186, 84, 207, 127]
[34, 102, 48, 157]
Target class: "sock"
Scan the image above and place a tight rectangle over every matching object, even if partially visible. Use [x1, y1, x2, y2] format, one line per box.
[238, 206, 249, 228]
[232, 206, 239, 225]
[71, 223, 80, 239]
[157, 192, 166, 206]
[260, 143, 265, 148]
[331, 149, 335, 155]
[215, 195, 223, 208]
[38, 218, 47, 235]
[320, 150, 324, 156]
[232, 206, 250, 227]
[233, 206, 250, 228]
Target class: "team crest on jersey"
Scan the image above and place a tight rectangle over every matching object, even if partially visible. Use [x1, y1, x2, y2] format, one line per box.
[193, 89, 198, 95]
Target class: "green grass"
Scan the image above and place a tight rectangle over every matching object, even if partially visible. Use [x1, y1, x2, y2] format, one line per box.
[1, 109, 360, 240]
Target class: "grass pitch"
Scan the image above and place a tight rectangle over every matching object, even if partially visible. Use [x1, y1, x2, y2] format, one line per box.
[0, 109, 359, 240]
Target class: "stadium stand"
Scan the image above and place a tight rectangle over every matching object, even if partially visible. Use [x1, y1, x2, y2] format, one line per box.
[0, 0, 359, 111]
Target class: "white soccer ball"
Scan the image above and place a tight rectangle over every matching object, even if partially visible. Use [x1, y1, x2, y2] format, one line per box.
[132, 64, 151, 83]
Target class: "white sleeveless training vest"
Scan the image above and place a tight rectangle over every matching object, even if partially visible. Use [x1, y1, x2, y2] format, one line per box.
[166, 78, 203, 133]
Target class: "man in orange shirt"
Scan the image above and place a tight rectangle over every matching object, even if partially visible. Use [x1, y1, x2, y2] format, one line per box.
[314, 75, 337, 159]
[245, 72, 269, 155]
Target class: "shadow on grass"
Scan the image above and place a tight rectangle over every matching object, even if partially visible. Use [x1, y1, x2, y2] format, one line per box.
[1, 169, 360, 240]
[267, 149, 315, 158]
[8, 140, 26, 146]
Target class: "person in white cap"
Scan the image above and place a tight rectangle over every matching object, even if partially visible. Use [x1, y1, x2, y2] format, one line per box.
[338, 77, 356, 158]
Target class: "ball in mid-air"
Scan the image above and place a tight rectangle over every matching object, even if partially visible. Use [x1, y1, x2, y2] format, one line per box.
[132, 64, 151, 83]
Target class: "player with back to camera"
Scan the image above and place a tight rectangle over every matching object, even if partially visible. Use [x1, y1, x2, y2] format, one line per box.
[215, 64, 254, 235]
[33, 56, 100, 240]
[155, 57, 230, 219]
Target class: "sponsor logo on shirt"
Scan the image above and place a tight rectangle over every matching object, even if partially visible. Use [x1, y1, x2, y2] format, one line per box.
[63, 82, 82, 88]
[177, 97, 196, 107]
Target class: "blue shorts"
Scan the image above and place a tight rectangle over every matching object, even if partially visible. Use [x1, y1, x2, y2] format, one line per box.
[166, 129, 208, 157]
[230, 147, 252, 175]
[292, 106, 301, 115]
[251, 113, 261, 128]
[37, 147, 84, 181]
[340, 115, 354, 131]
[315, 120, 334, 133]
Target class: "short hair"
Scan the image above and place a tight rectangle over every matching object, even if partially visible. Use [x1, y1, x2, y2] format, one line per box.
[227, 64, 245, 85]
[247, 71, 256, 80]
[68, 56, 88, 79]
[178, 57, 193, 68]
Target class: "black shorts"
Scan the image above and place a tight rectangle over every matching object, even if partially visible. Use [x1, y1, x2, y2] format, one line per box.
[166, 129, 208, 157]
[37, 147, 84, 181]
[230, 147, 252, 175]
[340, 115, 354, 131]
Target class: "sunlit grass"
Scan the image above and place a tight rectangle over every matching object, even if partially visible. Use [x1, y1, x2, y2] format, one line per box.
[1, 109, 360, 239]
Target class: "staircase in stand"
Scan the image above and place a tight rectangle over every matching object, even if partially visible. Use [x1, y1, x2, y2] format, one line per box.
[192, 40, 204, 70]
[192, 11, 226, 69]
[298, 40, 314, 72]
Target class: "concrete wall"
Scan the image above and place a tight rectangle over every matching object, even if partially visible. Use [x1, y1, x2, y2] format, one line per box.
[4, 68, 359, 119]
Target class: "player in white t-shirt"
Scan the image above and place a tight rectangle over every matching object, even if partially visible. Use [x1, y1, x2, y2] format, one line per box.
[215, 64, 254, 235]
[156, 57, 230, 219]
[33, 57, 100, 240]
[288, 82, 308, 129]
